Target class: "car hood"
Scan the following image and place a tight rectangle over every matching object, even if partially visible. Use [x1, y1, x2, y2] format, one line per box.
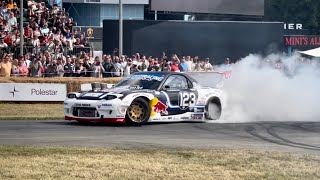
[77, 86, 148, 100]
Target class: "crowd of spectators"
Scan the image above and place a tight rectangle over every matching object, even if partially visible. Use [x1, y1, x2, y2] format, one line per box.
[0, 49, 230, 77]
[0, 1, 224, 78]
[0, 0, 95, 78]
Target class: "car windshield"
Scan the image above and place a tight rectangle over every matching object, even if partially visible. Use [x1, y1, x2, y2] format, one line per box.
[114, 73, 166, 90]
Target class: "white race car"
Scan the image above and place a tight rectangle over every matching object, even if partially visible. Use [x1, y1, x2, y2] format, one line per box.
[64, 71, 227, 125]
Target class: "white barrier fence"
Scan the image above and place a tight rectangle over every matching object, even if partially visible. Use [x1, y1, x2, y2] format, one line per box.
[0, 83, 67, 102]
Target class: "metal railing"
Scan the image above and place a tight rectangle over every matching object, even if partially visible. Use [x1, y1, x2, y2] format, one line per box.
[0, 46, 93, 59]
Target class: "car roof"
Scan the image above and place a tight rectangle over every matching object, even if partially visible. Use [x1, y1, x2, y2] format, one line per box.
[132, 71, 198, 83]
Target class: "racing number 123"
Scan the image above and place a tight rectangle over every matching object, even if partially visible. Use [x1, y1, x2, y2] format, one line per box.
[179, 92, 196, 108]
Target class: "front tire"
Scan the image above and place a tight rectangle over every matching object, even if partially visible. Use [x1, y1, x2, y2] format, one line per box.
[126, 97, 151, 125]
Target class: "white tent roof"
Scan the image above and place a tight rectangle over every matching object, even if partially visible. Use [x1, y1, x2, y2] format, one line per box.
[298, 47, 320, 57]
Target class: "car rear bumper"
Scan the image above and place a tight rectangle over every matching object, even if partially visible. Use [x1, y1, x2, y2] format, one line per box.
[64, 116, 126, 123]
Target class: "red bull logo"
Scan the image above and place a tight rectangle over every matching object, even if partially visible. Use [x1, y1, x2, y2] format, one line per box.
[154, 101, 168, 115]
[150, 98, 168, 117]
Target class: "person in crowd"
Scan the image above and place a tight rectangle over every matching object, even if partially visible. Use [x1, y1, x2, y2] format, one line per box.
[186, 56, 193, 72]
[23, 54, 31, 68]
[102, 55, 114, 78]
[45, 59, 56, 77]
[203, 58, 214, 71]
[10, 28, 20, 46]
[111, 57, 121, 77]
[0, 38, 8, 48]
[224, 58, 230, 65]
[11, 58, 19, 76]
[123, 58, 132, 77]
[24, 24, 33, 39]
[130, 61, 140, 74]
[170, 55, 180, 72]
[63, 55, 75, 77]
[7, 12, 16, 29]
[56, 57, 64, 77]
[7, 0, 14, 10]
[147, 58, 160, 71]
[17, 59, 29, 77]
[90, 56, 105, 78]
[179, 56, 188, 72]
[29, 57, 43, 77]
[138, 55, 148, 71]
[161, 58, 171, 71]
[74, 59, 86, 77]
[0, 54, 12, 77]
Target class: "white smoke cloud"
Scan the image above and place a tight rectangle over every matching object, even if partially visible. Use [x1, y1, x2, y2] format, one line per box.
[215, 53, 320, 123]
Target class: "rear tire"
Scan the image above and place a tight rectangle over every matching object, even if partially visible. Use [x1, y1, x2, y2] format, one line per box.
[205, 98, 221, 120]
[125, 97, 151, 126]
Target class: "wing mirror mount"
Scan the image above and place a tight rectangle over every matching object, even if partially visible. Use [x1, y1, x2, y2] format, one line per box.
[163, 85, 170, 90]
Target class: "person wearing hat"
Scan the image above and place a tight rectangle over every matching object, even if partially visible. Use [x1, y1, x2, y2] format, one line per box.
[204, 58, 214, 72]
[52, 3, 59, 14]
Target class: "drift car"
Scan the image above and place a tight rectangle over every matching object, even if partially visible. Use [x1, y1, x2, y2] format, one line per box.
[64, 72, 227, 125]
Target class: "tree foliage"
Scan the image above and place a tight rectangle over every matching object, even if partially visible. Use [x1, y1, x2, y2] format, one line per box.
[264, 0, 320, 34]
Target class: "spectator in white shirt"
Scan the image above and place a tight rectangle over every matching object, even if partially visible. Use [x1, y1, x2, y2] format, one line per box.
[203, 58, 214, 71]
[0, 38, 8, 48]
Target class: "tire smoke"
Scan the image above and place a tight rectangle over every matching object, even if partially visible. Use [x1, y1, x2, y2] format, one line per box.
[217, 53, 320, 123]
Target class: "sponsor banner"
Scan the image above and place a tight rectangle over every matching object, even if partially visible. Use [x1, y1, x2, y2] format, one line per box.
[72, 26, 102, 40]
[284, 36, 320, 47]
[0, 83, 67, 102]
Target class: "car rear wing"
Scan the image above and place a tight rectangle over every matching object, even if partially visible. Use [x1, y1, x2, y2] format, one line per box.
[186, 71, 232, 88]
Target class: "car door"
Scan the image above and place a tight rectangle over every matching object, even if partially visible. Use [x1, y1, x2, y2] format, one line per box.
[160, 75, 197, 115]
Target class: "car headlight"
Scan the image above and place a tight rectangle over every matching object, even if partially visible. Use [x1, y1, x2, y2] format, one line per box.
[67, 94, 77, 99]
[103, 95, 117, 100]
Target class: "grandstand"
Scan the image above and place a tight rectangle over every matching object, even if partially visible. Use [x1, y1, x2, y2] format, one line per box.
[0, 0, 92, 59]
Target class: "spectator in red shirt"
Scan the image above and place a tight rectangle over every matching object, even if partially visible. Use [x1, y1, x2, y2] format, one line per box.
[3, 31, 11, 45]
[170, 54, 180, 72]
[170, 60, 180, 72]
[24, 24, 33, 39]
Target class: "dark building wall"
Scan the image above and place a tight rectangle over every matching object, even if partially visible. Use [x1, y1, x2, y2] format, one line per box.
[103, 20, 284, 63]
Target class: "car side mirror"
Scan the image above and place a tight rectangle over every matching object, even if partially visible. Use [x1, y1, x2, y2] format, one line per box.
[163, 85, 170, 90]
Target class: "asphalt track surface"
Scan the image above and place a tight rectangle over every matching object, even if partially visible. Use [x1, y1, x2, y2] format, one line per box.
[0, 120, 319, 155]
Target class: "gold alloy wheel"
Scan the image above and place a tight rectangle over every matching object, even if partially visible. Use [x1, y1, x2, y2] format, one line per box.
[127, 102, 145, 123]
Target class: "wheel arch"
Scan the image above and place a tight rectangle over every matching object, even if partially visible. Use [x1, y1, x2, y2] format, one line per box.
[122, 93, 154, 105]
[206, 96, 222, 109]
[205, 96, 222, 120]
